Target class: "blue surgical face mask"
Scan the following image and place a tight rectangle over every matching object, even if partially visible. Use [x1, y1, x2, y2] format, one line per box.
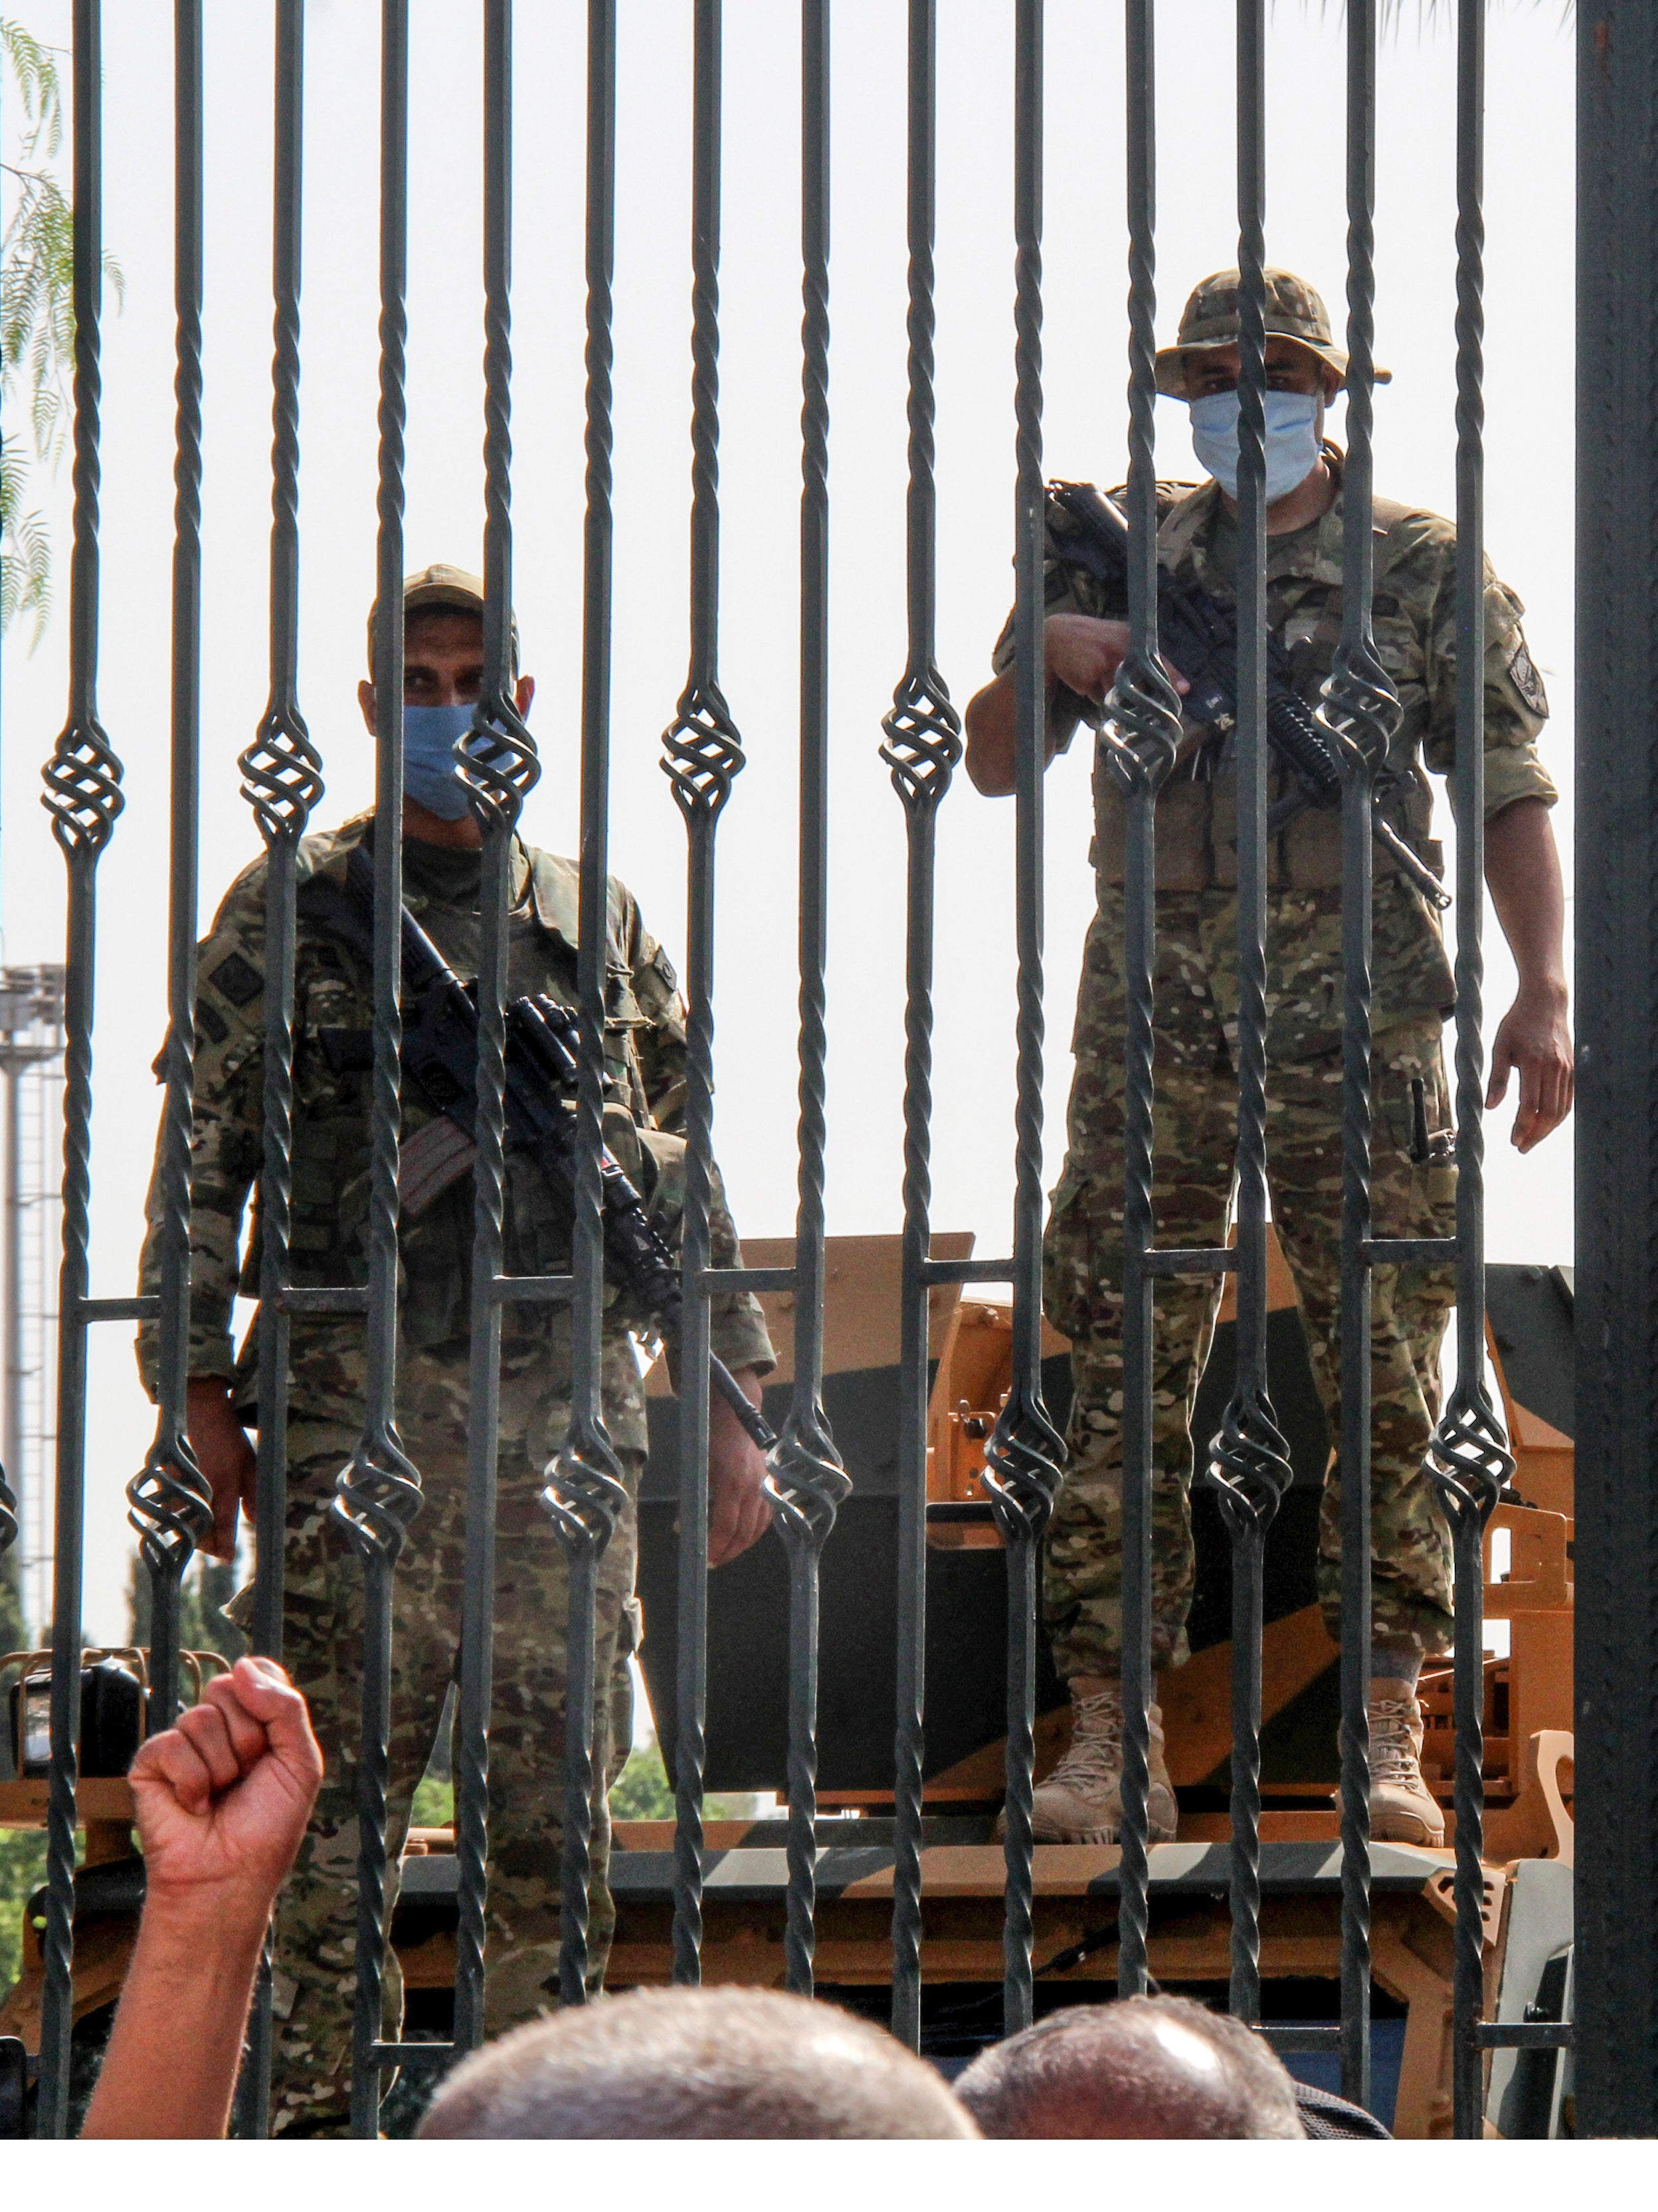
[1188, 389, 1323, 504]
[400, 701, 519, 822]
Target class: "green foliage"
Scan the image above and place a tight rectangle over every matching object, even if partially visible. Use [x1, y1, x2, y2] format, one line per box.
[125, 1549, 248, 1673]
[0, 19, 121, 645]
[0, 1546, 24, 1658]
[608, 1737, 759, 1824]
[410, 1772, 453, 1829]
[0, 1824, 45, 2001]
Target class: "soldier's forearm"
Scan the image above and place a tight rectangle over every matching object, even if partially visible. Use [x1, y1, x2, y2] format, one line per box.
[1485, 797, 1568, 1004]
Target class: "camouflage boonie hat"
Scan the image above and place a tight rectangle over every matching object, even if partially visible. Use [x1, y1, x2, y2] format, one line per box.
[365, 562, 521, 672]
[1154, 267, 1392, 397]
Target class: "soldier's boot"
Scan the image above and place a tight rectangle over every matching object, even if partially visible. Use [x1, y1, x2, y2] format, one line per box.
[998, 1681, 1178, 1845]
[1367, 1678, 1445, 1846]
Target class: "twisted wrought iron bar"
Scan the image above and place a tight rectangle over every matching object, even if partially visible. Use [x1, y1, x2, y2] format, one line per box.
[1105, 0, 1182, 2004]
[1320, 0, 1401, 2115]
[230, 0, 315, 2137]
[128, 0, 215, 1741]
[660, 0, 748, 1990]
[453, 0, 539, 2053]
[1428, 0, 1511, 2137]
[541, 0, 626, 2008]
[35, 0, 115, 2136]
[333, 0, 422, 2137]
[882, 0, 961, 2051]
[0, 1459, 16, 1561]
[982, 0, 1065, 2040]
[1206, 0, 1293, 2028]
[762, 0, 849, 2001]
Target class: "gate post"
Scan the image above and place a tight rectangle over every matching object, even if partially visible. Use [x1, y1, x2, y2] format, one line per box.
[1575, 0, 1658, 2139]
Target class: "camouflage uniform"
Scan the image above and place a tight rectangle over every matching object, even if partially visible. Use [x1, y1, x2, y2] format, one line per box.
[138, 816, 773, 2132]
[994, 452, 1556, 1678]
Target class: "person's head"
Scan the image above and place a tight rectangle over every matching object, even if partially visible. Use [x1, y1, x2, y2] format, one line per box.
[357, 564, 535, 836]
[1157, 267, 1383, 505]
[418, 1986, 980, 2140]
[953, 1996, 1303, 2140]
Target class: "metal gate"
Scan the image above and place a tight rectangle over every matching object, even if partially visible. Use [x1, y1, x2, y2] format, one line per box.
[5, 0, 1653, 2142]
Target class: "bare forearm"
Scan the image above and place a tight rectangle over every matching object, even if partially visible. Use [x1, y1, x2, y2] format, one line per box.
[82, 1894, 266, 2138]
[1484, 797, 1567, 997]
[967, 665, 1079, 793]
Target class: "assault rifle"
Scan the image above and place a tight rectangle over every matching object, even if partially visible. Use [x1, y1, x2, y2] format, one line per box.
[1046, 479, 1450, 910]
[299, 843, 778, 1455]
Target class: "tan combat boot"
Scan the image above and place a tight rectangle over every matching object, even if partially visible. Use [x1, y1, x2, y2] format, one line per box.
[1368, 1679, 1446, 1846]
[999, 1681, 1178, 1845]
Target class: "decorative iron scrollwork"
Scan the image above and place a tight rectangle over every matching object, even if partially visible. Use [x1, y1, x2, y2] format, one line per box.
[1206, 1383, 1294, 1541]
[1424, 1379, 1513, 1535]
[1100, 652, 1182, 800]
[128, 1424, 215, 1578]
[42, 716, 125, 859]
[982, 1388, 1066, 1547]
[331, 1425, 423, 1565]
[881, 665, 961, 813]
[240, 708, 324, 846]
[541, 1418, 630, 1562]
[764, 1407, 850, 1553]
[459, 699, 539, 836]
[662, 681, 745, 823]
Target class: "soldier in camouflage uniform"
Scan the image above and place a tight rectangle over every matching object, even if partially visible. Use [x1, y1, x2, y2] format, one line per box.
[965, 271, 1574, 1847]
[138, 566, 775, 2133]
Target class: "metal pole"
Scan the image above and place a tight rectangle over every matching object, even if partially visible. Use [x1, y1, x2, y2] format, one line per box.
[1575, 0, 1658, 2141]
[452, 0, 535, 2056]
[35, 0, 124, 2136]
[660, 0, 751, 1993]
[229, 0, 316, 2138]
[764, 0, 849, 2003]
[1108, 0, 1183, 2004]
[541, 0, 627, 2010]
[883, 0, 961, 2051]
[332, 0, 422, 2139]
[1423, 0, 1511, 2140]
[128, 0, 215, 1739]
[4, 1063, 23, 1513]
[983, 0, 1065, 2041]
[1206, 0, 1292, 2029]
[1323, 0, 1401, 2114]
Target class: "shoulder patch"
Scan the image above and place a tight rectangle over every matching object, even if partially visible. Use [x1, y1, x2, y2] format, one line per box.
[210, 950, 263, 1006]
[1506, 636, 1549, 717]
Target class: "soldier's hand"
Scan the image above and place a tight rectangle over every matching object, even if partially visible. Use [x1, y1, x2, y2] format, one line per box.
[1044, 614, 1187, 711]
[129, 1657, 322, 1916]
[1486, 982, 1574, 1152]
[1044, 614, 1133, 704]
[706, 1367, 773, 1568]
[186, 1376, 258, 1563]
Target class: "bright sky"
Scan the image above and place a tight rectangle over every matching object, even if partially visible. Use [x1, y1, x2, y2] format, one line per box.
[0, 0, 1574, 1641]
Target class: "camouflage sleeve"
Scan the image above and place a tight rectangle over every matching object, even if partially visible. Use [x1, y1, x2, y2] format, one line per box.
[623, 895, 690, 1136]
[1422, 556, 1558, 821]
[987, 534, 1102, 758]
[136, 865, 268, 1397]
[705, 1162, 777, 1378]
[622, 889, 775, 1378]
[631, 1124, 777, 1379]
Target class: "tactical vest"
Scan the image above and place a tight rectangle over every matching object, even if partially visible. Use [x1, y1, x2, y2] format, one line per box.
[1083, 489, 1443, 896]
[243, 829, 671, 1355]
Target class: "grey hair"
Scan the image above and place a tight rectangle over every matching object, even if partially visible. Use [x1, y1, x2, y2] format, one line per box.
[954, 1996, 1304, 2140]
[419, 1985, 980, 2141]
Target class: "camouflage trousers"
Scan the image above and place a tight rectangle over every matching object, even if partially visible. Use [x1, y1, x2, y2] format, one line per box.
[1041, 889, 1458, 1680]
[268, 1354, 642, 2137]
